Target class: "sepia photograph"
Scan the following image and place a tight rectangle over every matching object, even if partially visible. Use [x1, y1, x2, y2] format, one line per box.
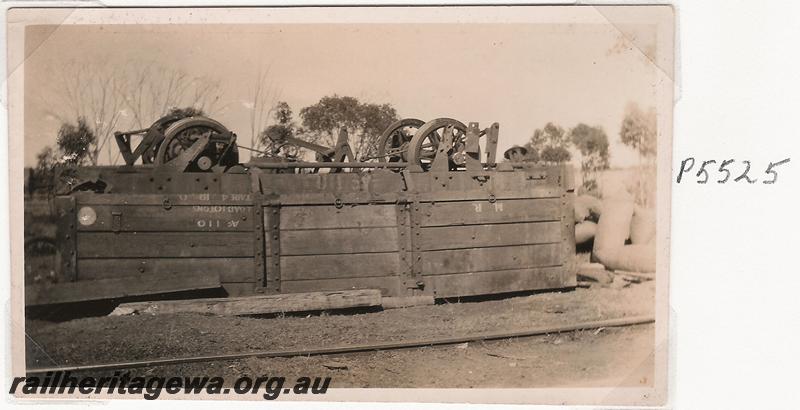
[7, 5, 674, 406]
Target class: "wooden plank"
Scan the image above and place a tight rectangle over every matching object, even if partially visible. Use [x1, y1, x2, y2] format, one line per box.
[419, 221, 562, 251]
[280, 227, 398, 255]
[421, 243, 562, 275]
[110, 289, 382, 316]
[85, 172, 251, 195]
[77, 205, 253, 232]
[489, 170, 558, 191]
[417, 188, 561, 202]
[266, 172, 372, 193]
[276, 194, 400, 206]
[74, 193, 255, 206]
[262, 172, 404, 196]
[264, 171, 406, 205]
[427, 267, 575, 298]
[421, 170, 553, 192]
[280, 252, 399, 280]
[420, 198, 562, 227]
[25, 271, 221, 306]
[280, 276, 402, 296]
[77, 258, 254, 282]
[77, 232, 253, 258]
[280, 204, 397, 230]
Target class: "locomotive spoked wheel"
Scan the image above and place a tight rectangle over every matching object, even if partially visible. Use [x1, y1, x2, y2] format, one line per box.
[142, 115, 185, 164]
[154, 117, 235, 171]
[376, 118, 425, 164]
[406, 118, 468, 171]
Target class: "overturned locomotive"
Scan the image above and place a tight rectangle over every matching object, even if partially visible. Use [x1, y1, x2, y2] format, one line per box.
[26, 115, 577, 307]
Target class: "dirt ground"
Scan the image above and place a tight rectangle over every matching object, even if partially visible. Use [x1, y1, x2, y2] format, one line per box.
[25, 279, 655, 388]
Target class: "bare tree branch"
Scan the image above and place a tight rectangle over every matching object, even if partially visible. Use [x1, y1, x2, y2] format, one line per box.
[42, 58, 228, 165]
[248, 64, 281, 153]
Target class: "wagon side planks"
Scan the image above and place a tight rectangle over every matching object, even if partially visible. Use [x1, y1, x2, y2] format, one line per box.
[27, 163, 576, 307]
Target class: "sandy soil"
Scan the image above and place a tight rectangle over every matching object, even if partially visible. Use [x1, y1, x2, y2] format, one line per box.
[25, 279, 655, 388]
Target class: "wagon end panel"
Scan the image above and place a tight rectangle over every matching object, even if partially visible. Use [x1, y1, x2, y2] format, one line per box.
[412, 166, 576, 298]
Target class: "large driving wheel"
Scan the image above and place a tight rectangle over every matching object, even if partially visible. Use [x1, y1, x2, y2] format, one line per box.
[376, 118, 425, 163]
[406, 118, 468, 171]
[154, 117, 238, 171]
[142, 115, 185, 164]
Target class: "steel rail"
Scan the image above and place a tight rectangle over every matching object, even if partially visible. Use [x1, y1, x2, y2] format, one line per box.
[27, 315, 654, 375]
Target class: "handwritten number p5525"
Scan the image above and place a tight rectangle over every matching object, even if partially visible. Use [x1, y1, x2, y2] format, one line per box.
[677, 158, 791, 184]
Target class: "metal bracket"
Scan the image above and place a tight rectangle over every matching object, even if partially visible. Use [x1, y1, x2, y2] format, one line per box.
[408, 200, 425, 291]
[114, 114, 181, 165]
[465, 122, 482, 171]
[266, 204, 281, 293]
[400, 170, 415, 192]
[111, 211, 123, 233]
[250, 169, 268, 293]
[156, 134, 210, 173]
[332, 128, 356, 163]
[396, 202, 413, 291]
[562, 164, 576, 192]
[484, 122, 500, 166]
[430, 125, 454, 172]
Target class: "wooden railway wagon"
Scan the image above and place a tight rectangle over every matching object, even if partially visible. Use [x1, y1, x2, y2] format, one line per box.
[25, 117, 577, 307]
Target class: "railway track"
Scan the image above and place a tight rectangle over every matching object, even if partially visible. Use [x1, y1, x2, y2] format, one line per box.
[27, 315, 654, 375]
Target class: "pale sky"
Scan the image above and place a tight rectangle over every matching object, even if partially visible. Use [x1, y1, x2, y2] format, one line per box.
[23, 22, 659, 167]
